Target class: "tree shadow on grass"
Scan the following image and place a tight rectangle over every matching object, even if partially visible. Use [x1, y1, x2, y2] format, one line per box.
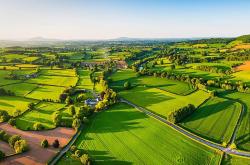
[182, 99, 234, 123]
[86, 150, 133, 165]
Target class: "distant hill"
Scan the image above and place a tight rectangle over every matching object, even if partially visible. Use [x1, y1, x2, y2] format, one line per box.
[236, 35, 250, 43]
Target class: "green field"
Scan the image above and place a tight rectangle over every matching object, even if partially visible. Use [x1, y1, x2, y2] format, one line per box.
[2, 83, 38, 96]
[57, 103, 222, 165]
[218, 91, 250, 151]
[0, 96, 37, 116]
[221, 154, 250, 165]
[26, 75, 78, 87]
[40, 69, 76, 77]
[76, 70, 93, 90]
[0, 70, 22, 86]
[15, 102, 66, 130]
[25, 85, 65, 101]
[110, 69, 195, 95]
[181, 97, 242, 143]
[120, 86, 210, 118]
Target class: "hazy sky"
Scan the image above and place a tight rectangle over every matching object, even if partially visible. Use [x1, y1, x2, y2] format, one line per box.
[0, 0, 250, 40]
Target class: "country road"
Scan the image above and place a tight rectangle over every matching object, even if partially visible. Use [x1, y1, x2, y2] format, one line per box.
[120, 98, 250, 158]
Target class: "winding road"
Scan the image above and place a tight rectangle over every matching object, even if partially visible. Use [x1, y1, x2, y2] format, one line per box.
[120, 98, 250, 158]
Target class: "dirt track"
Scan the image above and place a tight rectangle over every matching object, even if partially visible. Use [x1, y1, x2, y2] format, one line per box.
[0, 123, 75, 165]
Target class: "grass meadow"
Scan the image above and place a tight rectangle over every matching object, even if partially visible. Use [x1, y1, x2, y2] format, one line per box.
[0, 96, 37, 116]
[181, 97, 242, 144]
[2, 83, 38, 96]
[120, 86, 210, 119]
[57, 103, 222, 165]
[76, 69, 93, 90]
[15, 102, 66, 130]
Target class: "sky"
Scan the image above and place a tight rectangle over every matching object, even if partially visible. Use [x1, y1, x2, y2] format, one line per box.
[0, 0, 250, 40]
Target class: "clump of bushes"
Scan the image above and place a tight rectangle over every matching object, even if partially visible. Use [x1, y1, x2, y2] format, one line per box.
[0, 110, 10, 122]
[52, 139, 60, 148]
[14, 140, 29, 153]
[168, 104, 196, 123]
[41, 139, 49, 148]
[33, 122, 44, 131]
[0, 150, 5, 161]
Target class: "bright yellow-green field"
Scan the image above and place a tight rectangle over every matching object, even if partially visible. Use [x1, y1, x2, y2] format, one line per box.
[0, 96, 37, 116]
[2, 83, 38, 96]
[25, 85, 65, 101]
[26, 75, 78, 87]
[120, 87, 210, 118]
[22, 56, 40, 62]
[76, 69, 93, 90]
[40, 69, 76, 77]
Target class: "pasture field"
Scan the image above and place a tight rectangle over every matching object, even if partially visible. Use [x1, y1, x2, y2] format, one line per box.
[180, 97, 242, 143]
[22, 56, 40, 62]
[0, 96, 37, 116]
[15, 102, 66, 130]
[120, 86, 210, 118]
[2, 82, 38, 96]
[218, 91, 250, 151]
[222, 154, 250, 165]
[110, 69, 194, 95]
[26, 75, 78, 87]
[40, 69, 76, 77]
[231, 70, 250, 86]
[76, 69, 93, 90]
[15, 64, 40, 68]
[1, 54, 27, 62]
[57, 103, 222, 165]
[25, 85, 65, 101]
[0, 70, 22, 86]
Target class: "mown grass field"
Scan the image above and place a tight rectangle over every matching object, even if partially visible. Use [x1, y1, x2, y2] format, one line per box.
[2, 83, 38, 96]
[15, 102, 66, 130]
[218, 91, 250, 151]
[26, 75, 78, 87]
[57, 103, 222, 165]
[0, 96, 37, 116]
[120, 87, 210, 119]
[40, 69, 76, 77]
[25, 85, 65, 101]
[76, 69, 93, 90]
[110, 69, 195, 95]
[180, 97, 242, 144]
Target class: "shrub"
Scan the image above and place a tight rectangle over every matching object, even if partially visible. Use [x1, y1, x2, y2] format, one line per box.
[72, 119, 81, 130]
[75, 149, 82, 158]
[123, 81, 131, 90]
[69, 105, 76, 116]
[52, 112, 62, 126]
[0, 150, 5, 161]
[80, 154, 91, 165]
[41, 139, 49, 148]
[0, 110, 10, 122]
[14, 140, 29, 153]
[8, 135, 21, 148]
[8, 118, 16, 126]
[33, 122, 43, 131]
[52, 139, 60, 148]
[70, 145, 77, 153]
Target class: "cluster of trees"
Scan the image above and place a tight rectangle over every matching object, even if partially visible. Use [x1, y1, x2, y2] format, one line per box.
[225, 50, 250, 61]
[0, 130, 28, 154]
[70, 105, 92, 130]
[0, 110, 10, 122]
[70, 145, 91, 165]
[195, 65, 232, 75]
[0, 88, 15, 96]
[41, 139, 59, 148]
[95, 89, 117, 111]
[0, 150, 5, 161]
[168, 104, 196, 123]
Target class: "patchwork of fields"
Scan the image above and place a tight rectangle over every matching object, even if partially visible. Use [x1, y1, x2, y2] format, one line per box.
[57, 103, 222, 165]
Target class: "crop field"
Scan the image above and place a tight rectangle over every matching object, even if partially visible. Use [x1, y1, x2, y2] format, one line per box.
[218, 91, 250, 151]
[180, 97, 242, 143]
[76, 69, 93, 89]
[15, 102, 66, 130]
[120, 86, 210, 118]
[57, 103, 222, 165]
[2, 83, 38, 96]
[26, 75, 78, 87]
[25, 85, 65, 101]
[0, 96, 37, 116]
[22, 56, 40, 62]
